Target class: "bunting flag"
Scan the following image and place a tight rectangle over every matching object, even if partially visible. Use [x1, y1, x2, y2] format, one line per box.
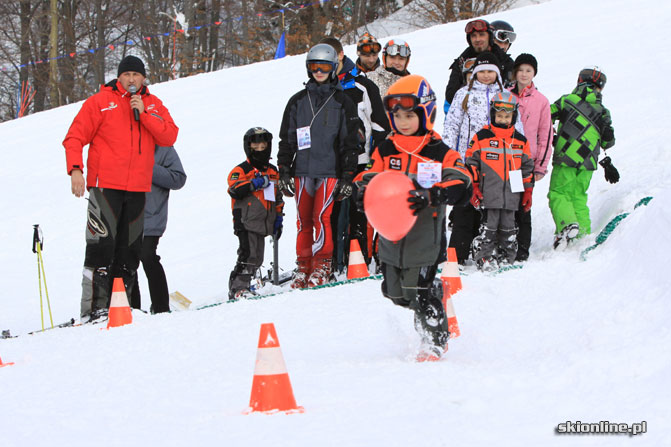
[274, 32, 287, 59]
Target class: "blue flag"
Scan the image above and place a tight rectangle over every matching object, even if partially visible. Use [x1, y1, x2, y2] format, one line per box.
[274, 32, 286, 59]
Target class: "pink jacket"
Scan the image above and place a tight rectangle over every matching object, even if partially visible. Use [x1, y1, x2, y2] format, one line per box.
[510, 83, 553, 176]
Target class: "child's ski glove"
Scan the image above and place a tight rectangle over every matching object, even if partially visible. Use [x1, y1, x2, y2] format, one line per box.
[273, 215, 283, 240]
[408, 187, 430, 215]
[470, 183, 483, 209]
[599, 156, 620, 184]
[521, 188, 533, 212]
[251, 173, 270, 190]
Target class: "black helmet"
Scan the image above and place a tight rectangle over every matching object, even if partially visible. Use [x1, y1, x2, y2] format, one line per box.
[577, 66, 607, 89]
[243, 127, 273, 169]
[490, 20, 516, 47]
[306, 43, 339, 81]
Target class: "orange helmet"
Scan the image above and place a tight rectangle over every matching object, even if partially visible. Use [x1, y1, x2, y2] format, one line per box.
[383, 74, 437, 133]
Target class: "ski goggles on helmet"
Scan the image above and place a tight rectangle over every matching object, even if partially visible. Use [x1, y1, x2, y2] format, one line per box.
[383, 92, 435, 112]
[385, 44, 411, 57]
[358, 42, 381, 54]
[491, 101, 516, 113]
[462, 58, 477, 73]
[493, 29, 516, 43]
[248, 133, 271, 144]
[306, 61, 335, 73]
[465, 19, 489, 34]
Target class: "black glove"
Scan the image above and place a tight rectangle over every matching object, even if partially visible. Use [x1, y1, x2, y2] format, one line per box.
[277, 167, 295, 197]
[599, 156, 620, 184]
[408, 187, 431, 216]
[334, 178, 353, 201]
[355, 184, 366, 212]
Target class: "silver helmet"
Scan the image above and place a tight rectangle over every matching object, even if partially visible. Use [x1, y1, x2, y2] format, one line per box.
[306, 43, 338, 80]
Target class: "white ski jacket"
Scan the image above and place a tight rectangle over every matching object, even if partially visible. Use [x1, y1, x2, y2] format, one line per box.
[442, 80, 524, 159]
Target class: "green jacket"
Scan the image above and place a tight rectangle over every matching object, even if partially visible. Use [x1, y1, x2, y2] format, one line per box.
[551, 85, 615, 170]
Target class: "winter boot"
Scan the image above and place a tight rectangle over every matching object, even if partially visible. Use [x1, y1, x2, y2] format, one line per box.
[290, 257, 311, 289]
[307, 257, 333, 287]
[413, 279, 449, 361]
[553, 223, 580, 250]
[497, 228, 518, 265]
[229, 263, 257, 299]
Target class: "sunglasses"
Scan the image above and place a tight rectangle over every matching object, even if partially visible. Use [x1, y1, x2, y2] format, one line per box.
[465, 19, 489, 34]
[493, 29, 517, 44]
[306, 61, 334, 73]
[385, 44, 410, 57]
[358, 42, 381, 54]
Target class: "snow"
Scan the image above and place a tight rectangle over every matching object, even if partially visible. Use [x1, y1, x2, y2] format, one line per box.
[1, 0, 670, 445]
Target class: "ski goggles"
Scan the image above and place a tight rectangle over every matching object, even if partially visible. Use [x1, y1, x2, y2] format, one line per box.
[358, 42, 381, 54]
[462, 58, 477, 73]
[385, 44, 410, 57]
[491, 102, 516, 113]
[383, 93, 435, 112]
[248, 133, 271, 144]
[493, 29, 517, 44]
[306, 61, 335, 73]
[465, 19, 489, 34]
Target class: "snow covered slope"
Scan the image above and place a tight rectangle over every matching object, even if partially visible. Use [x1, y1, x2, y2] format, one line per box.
[1, 0, 670, 445]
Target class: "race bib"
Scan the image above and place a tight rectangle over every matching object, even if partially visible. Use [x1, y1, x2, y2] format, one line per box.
[417, 162, 442, 188]
[297, 126, 311, 150]
[509, 169, 524, 193]
[264, 181, 276, 202]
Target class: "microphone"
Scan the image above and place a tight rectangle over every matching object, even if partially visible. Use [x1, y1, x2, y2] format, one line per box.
[128, 84, 140, 121]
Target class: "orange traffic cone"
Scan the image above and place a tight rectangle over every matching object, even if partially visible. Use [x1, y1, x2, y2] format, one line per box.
[347, 239, 369, 280]
[445, 247, 463, 294]
[0, 354, 14, 368]
[107, 277, 133, 329]
[246, 323, 304, 414]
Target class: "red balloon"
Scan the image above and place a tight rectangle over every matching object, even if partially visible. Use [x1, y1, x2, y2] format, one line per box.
[364, 170, 417, 242]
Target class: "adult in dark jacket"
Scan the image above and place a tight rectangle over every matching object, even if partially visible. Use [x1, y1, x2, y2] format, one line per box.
[63, 55, 179, 323]
[320, 37, 390, 270]
[130, 145, 186, 313]
[277, 43, 360, 288]
[443, 19, 514, 114]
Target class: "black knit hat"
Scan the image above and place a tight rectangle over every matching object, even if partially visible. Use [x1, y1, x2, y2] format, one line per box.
[514, 53, 538, 75]
[472, 51, 501, 78]
[117, 55, 146, 77]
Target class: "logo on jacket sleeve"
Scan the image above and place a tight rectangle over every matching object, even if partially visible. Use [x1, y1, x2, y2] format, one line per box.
[100, 102, 117, 112]
[230, 172, 240, 180]
[389, 157, 402, 170]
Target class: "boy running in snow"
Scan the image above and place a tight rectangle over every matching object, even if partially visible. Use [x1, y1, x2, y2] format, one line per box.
[277, 43, 360, 288]
[355, 75, 472, 361]
[548, 66, 616, 248]
[466, 92, 534, 270]
[227, 128, 284, 300]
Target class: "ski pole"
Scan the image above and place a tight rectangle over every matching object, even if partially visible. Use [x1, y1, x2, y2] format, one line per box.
[272, 234, 279, 286]
[32, 225, 53, 330]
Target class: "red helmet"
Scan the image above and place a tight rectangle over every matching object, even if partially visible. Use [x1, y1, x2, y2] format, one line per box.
[383, 74, 437, 133]
[382, 39, 411, 69]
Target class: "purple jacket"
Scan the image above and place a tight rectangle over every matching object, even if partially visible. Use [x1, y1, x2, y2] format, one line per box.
[510, 83, 553, 176]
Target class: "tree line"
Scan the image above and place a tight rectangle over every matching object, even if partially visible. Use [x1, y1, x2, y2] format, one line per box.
[0, 0, 510, 122]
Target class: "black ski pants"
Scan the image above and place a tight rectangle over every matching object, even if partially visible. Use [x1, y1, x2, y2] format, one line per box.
[130, 236, 170, 313]
[448, 204, 481, 264]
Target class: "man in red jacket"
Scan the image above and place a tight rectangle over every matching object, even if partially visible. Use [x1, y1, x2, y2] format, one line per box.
[63, 55, 179, 323]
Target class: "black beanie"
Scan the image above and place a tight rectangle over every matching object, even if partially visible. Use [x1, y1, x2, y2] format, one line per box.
[514, 53, 538, 75]
[472, 51, 501, 79]
[117, 55, 146, 77]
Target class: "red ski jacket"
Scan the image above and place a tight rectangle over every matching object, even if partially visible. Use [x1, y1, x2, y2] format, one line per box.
[63, 80, 179, 192]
